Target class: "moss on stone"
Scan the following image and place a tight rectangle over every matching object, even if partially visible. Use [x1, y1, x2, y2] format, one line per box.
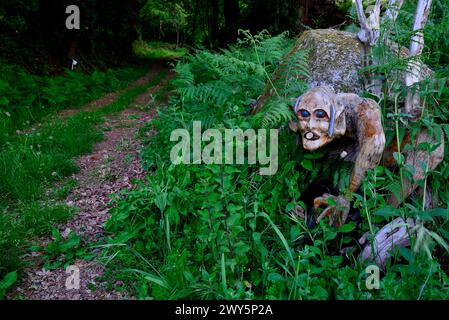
[297, 29, 366, 94]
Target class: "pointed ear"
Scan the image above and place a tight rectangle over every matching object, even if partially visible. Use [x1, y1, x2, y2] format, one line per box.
[293, 94, 303, 113]
[288, 121, 299, 132]
[331, 95, 347, 137]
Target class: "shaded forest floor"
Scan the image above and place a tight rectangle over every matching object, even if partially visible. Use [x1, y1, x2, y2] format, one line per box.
[7, 63, 174, 300]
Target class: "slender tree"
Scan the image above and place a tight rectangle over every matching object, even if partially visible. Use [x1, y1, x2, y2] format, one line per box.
[223, 0, 240, 40]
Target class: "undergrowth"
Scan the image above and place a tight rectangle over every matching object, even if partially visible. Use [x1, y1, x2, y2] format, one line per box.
[102, 29, 449, 300]
[133, 40, 188, 61]
[0, 63, 148, 146]
[0, 66, 167, 285]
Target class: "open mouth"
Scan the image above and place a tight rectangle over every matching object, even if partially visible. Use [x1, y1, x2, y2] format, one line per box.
[304, 131, 320, 141]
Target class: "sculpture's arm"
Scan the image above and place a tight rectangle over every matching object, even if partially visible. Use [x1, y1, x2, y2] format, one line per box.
[348, 100, 386, 194]
[313, 97, 385, 227]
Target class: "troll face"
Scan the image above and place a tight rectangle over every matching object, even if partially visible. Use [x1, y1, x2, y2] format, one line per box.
[294, 87, 346, 151]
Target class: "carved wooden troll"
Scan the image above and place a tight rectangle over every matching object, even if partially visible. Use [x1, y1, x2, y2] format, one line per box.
[252, 0, 444, 266]
[289, 86, 444, 228]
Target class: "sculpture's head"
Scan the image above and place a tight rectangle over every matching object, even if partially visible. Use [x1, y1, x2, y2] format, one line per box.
[293, 86, 346, 151]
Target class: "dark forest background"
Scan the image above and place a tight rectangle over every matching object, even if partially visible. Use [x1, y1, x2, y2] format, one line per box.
[0, 0, 347, 74]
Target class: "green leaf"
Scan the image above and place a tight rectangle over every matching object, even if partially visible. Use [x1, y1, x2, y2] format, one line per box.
[301, 159, 313, 171]
[399, 247, 412, 263]
[252, 232, 261, 243]
[393, 152, 405, 164]
[0, 271, 18, 289]
[415, 208, 448, 220]
[221, 253, 228, 297]
[0, 96, 9, 106]
[290, 225, 301, 241]
[144, 274, 170, 289]
[337, 222, 356, 233]
[268, 272, 284, 282]
[235, 241, 251, 256]
[227, 204, 243, 213]
[51, 227, 62, 240]
[373, 206, 400, 218]
[326, 197, 337, 206]
[440, 229, 449, 242]
[227, 213, 241, 226]
[304, 152, 324, 160]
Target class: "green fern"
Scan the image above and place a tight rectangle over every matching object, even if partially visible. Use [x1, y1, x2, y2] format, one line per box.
[253, 98, 295, 129]
[252, 44, 309, 129]
[170, 31, 305, 131]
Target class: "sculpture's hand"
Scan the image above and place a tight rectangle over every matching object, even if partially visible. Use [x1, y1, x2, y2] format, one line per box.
[313, 193, 350, 227]
[291, 205, 305, 219]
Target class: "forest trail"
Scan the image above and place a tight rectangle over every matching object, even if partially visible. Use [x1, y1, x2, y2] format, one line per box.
[58, 62, 166, 118]
[8, 64, 175, 300]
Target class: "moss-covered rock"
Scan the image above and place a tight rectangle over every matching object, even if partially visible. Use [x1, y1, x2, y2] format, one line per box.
[253, 29, 434, 114]
[295, 28, 433, 94]
[296, 29, 366, 93]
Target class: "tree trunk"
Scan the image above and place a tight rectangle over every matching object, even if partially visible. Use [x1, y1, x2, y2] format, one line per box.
[223, 0, 240, 41]
[189, 0, 198, 43]
[209, 0, 220, 46]
[354, 0, 383, 97]
[405, 0, 433, 116]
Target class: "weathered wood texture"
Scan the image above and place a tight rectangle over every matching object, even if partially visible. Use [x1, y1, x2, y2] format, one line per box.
[405, 0, 433, 115]
[383, 0, 405, 24]
[355, 0, 381, 47]
[252, 28, 433, 115]
[359, 217, 416, 268]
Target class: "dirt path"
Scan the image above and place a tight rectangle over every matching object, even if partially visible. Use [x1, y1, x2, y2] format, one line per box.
[59, 62, 165, 118]
[8, 66, 175, 300]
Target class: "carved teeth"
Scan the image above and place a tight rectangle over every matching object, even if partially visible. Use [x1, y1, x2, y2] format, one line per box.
[305, 132, 314, 140]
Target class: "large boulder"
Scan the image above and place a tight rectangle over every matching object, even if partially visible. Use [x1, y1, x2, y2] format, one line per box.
[295, 28, 434, 94]
[253, 28, 434, 113]
[296, 29, 366, 94]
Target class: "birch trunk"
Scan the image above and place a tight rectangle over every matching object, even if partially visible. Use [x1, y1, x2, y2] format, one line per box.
[355, 0, 382, 96]
[355, 0, 381, 47]
[405, 0, 433, 115]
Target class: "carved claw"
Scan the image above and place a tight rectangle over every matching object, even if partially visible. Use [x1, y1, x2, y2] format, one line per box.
[313, 193, 350, 227]
[291, 205, 305, 219]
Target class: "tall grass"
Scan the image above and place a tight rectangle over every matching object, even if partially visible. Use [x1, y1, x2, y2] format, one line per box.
[101, 29, 449, 300]
[132, 40, 188, 61]
[0, 63, 148, 146]
[0, 66, 167, 280]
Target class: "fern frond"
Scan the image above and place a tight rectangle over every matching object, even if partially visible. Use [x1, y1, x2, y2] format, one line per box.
[254, 99, 295, 129]
[177, 81, 234, 106]
[173, 62, 195, 88]
[385, 180, 402, 201]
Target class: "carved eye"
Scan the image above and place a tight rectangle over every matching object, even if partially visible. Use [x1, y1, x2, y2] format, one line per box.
[315, 109, 327, 119]
[299, 109, 310, 118]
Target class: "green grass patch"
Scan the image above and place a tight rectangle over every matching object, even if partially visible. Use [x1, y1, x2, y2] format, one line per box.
[53, 178, 78, 199]
[0, 203, 75, 276]
[0, 112, 102, 277]
[0, 113, 103, 203]
[133, 40, 188, 61]
[98, 69, 167, 115]
[0, 67, 168, 280]
[0, 63, 148, 147]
